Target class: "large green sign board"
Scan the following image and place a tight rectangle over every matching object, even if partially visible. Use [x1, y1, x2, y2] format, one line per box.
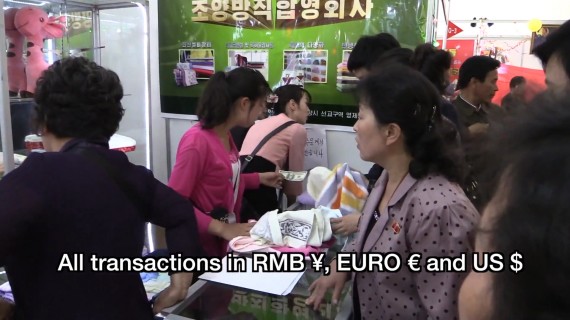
[158, 0, 429, 126]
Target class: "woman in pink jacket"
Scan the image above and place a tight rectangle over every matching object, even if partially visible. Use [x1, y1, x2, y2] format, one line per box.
[169, 67, 283, 259]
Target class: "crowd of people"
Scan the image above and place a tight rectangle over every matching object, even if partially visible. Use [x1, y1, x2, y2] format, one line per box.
[0, 16, 569, 320]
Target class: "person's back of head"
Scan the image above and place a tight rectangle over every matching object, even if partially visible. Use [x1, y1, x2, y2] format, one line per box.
[509, 76, 526, 89]
[197, 67, 270, 129]
[411, 43, 453, 94]
[369, 47, 413, 74]
[509, 76, 527, 99]
[532, 19, 570, 95]
[357, 65, 465, 183]
[347, 33, 400, 78]
[462, 92, 570, 320]
[33, 57, 124, 141]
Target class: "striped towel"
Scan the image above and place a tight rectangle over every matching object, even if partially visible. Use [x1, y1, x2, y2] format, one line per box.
[314, 163, 369, 216]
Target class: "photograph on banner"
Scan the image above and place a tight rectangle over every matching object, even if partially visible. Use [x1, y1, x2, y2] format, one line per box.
[178, 49, 215, 79]
[479, 38, 528, 66]
[228, 49, 269, 80]
[283, 50, 328, 84]
[337, 50, 358, 92]
[530, 24, 559, 52]
[173, 63, 198, 87]
[278, 70, 305, 87]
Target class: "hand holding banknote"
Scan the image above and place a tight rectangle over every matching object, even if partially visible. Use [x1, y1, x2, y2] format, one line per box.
[279, 170, 308, 181]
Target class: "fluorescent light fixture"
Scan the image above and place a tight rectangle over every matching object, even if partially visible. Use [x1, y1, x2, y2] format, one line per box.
[134, 0, 153, 252]
[5, 0, 48, 6]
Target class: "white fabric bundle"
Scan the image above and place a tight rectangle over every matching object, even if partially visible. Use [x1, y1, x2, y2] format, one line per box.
[250, 206, 341, 248]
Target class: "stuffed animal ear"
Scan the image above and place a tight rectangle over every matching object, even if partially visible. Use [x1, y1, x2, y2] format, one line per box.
[44, 16, 66, 38]
[4, 8, 19, 31]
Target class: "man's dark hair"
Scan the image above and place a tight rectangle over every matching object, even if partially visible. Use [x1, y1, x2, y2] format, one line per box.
[476, 92, 570, 319]
[456, 56, 500, 90]
[509, 76, 526, 89]
[533, 19, 570, 79]
[369, 47, 413, 73]
[34, 57, 124, 140]
[347, 33, 400, 72]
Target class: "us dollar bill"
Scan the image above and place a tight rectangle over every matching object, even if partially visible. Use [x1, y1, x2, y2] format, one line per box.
[279, 170, 308, 181]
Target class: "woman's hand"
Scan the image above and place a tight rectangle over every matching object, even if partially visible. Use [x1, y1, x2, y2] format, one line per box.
[259, 171, 283, 189]
[152, 273, 193, 314]
[209, 219, 256, 241]
[152, 285, 188, 315]
[305, 267, 347, 310]
[330, 212, 361, 236]
[219, 222, 256, 241]
[0, 298, 15, 320]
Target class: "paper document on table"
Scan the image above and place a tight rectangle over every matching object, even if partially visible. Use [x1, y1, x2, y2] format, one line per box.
[279, 170, 308, 181]
[199, 256, 305, 295]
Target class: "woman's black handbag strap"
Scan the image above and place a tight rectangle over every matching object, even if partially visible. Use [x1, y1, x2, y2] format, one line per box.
[240, 120, 296, 173]
[70, 147, 149, 219]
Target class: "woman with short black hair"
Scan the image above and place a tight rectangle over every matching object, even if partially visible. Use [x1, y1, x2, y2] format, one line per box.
[0, 57, 202, 319]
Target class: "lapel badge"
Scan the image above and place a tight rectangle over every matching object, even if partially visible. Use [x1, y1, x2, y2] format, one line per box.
[391, 220, 401, 234]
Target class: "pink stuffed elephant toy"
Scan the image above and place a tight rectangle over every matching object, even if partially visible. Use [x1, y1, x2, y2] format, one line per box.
[4, 8, 26, 97]
[14, 6, 66, 97]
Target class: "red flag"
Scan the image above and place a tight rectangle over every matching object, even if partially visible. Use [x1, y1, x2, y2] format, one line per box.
[447, 21, 463, 39]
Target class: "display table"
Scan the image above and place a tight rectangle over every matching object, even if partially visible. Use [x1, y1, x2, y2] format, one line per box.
[159, 212, 352, 320]
[159, 268, 353, 320]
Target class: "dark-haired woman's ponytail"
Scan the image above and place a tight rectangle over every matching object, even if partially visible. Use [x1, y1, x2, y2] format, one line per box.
[409, 105, 463, 183]
[408, 117, 464, 184]
[196, 71, 233, 128]
[408, 129, 435, 179]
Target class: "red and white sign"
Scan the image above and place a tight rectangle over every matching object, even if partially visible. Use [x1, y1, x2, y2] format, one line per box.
[447, 21, 463, 39]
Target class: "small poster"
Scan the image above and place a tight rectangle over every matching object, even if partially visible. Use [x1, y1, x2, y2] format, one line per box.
[336, 50, 357, 92]
[303, 126, 328, 171]
[283, 50, 328, 83]
[179, 49, 215, 79]
[278, 70, 305, 88]
[228, 49, 269, 80]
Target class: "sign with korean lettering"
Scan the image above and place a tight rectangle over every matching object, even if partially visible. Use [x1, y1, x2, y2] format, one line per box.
[303, 126, 328, 170]
[228, 289, 337, 319]
[158, 0, 429, 126]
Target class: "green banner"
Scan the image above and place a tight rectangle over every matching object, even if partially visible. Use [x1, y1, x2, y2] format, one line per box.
[158, 0, 428, 126]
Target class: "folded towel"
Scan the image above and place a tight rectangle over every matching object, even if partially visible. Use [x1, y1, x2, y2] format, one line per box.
[249, 206, 341, 248]
[229, 236, 336, 256]
[310, 163, 369, 216]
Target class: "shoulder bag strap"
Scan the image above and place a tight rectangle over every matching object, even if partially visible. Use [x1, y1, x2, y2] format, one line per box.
[70, 147, 149, 219]
[240, 120, 296, 173]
